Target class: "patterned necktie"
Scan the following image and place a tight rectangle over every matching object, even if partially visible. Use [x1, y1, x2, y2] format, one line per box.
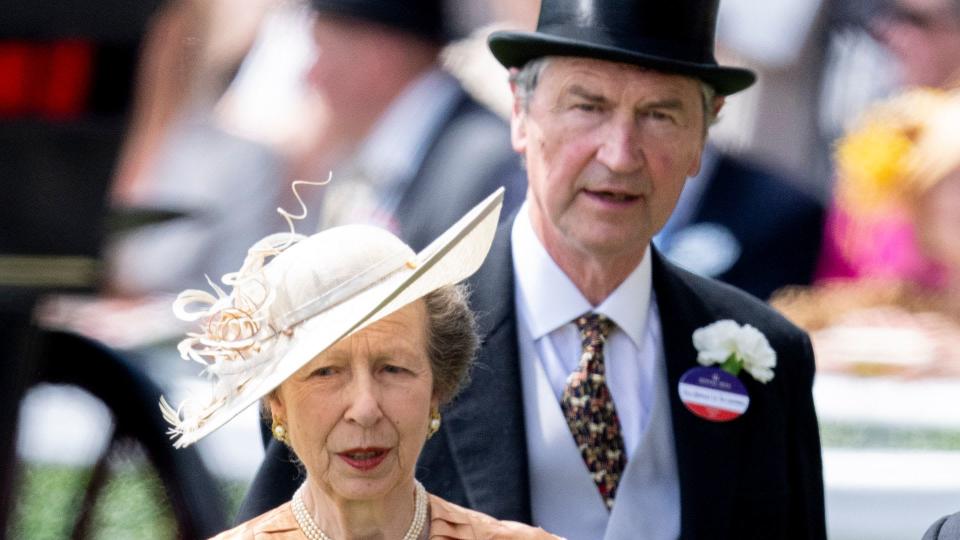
[561, 313, 627, 510]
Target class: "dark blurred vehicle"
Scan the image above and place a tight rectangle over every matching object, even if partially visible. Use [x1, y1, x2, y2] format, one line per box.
[0, 2, 228, 536]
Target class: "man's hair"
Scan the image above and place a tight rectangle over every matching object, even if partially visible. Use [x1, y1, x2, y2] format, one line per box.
[510, 56, 719, 135]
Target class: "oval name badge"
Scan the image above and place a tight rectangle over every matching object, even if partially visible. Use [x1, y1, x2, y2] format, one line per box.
[678, 366, 749, 422]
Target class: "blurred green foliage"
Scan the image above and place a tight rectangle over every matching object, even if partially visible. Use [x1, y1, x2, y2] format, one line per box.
[8, 458, 246, 540]
[820, 422, 960, 450]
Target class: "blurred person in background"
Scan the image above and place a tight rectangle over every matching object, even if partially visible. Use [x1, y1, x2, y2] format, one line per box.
[774, 89, 960, 378]
[776, 81, 960, 540]
[817, 0, 960, 288]
[107, 0, 329, 296]
[871, 0, 960, 89]
[306, 0, 526, 249]
[806, 0, 960, 297]
[653, 144, 825, 301]
[108, 0, 526, 299]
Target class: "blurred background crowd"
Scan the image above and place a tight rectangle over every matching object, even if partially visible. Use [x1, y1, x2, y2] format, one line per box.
[4, 0, 960, 538]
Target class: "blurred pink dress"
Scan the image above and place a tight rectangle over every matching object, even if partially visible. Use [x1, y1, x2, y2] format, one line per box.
[815, 203, 946, 289]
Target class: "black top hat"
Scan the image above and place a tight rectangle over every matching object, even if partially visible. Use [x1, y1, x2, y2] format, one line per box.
[310, 0, 446, 43]
[488, 0, 755, 95]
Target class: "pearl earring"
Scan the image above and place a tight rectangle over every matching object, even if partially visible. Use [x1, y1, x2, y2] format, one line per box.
[427, 409, 441, 439]
[272, 420, 289, 444]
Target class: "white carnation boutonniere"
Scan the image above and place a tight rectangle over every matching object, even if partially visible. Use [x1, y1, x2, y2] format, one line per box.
[692, 320, 777, 383]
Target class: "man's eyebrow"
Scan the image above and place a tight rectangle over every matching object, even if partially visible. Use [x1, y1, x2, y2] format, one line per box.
[565, 84, 608, 103]
[642, 98, 686, 110]
[563, 86, 689, 111]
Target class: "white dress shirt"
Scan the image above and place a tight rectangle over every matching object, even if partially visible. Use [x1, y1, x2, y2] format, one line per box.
[511, 204, 680, 540]
[511, 202, 658, 456]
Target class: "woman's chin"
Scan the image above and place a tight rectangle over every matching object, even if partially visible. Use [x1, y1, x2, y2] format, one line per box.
[323, 457, 407, 501]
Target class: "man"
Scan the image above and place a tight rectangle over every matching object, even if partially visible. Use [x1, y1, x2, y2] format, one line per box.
[239, 1, 827, 538]
[417, 1, 825, 538]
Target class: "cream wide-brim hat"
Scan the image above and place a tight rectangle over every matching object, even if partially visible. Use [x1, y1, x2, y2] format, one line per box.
[161, 188, 504, 448]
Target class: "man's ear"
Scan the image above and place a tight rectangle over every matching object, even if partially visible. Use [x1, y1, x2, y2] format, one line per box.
[688, 95, 725, 177]
[711, 95, 726, 120]
[509, 77, 528, 154]
[686, 150, 704, 178]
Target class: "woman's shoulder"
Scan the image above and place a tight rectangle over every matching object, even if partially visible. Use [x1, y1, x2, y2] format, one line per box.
[209, 502, 300, 540]
[428, 494, 562, 539]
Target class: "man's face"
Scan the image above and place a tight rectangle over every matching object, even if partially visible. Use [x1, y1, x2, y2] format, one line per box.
[874, 0, 960, 88]
[307, 16, 389, 141]
[512, 57, 708, 262]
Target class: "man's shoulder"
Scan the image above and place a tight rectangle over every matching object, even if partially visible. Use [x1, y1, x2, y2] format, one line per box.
[656, 253, 807, 341]
[925, 511, 960, 540]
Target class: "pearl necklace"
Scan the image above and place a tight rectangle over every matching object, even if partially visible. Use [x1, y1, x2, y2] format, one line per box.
[291, 481, 428, 540]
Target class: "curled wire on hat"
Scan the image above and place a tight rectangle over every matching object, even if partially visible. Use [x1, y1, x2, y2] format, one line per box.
[163, 177, 330, 438]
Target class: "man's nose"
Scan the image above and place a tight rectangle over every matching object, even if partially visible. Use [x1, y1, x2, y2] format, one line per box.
[596, 117, 643, 173]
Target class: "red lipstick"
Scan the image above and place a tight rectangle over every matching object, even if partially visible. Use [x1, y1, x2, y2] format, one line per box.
[338, 447, 389, 471]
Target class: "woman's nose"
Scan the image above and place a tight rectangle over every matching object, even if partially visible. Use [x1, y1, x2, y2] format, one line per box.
[344, 374, 384, 428]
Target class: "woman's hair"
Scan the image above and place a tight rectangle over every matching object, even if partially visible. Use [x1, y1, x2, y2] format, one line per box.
[262, 283, 478, 424]
[423, 283, 478, 405]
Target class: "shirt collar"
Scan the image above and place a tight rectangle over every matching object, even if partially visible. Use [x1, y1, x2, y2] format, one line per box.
[351, 68, 462, 187]
[511, 202, 652, 349]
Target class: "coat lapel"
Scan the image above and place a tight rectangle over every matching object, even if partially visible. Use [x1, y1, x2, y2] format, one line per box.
[652, 249, 744, 537]
[429, 238, 746, 528]
[439, 218, 531, 521]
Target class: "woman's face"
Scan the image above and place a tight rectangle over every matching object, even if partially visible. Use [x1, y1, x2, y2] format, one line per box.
[269, 300, 436, 502]
[873, 0, 960, 88]
[917, 166, 960, 270]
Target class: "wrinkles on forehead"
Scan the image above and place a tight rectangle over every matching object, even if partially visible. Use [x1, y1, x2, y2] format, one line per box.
[294, 301, 430, 379]
[537, 58, 704, 129]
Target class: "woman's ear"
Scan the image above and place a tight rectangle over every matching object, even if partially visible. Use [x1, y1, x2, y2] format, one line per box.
[267, 390, 286, 423]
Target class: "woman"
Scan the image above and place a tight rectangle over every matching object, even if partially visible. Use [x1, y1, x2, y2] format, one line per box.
[161, 186, 558, 539]
[774, 88, 960, 377]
